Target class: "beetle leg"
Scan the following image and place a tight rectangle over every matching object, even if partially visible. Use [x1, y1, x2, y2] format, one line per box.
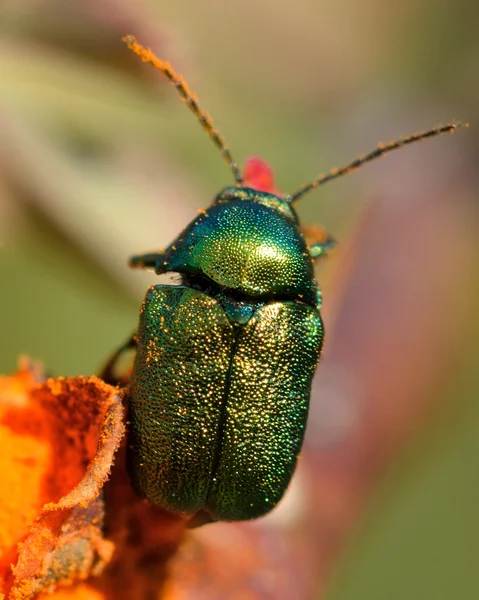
[315, 286, 324, 310]
[100, 334, 137, 386]
[129, 251, 167, 274]
[309, 236, 337, 261]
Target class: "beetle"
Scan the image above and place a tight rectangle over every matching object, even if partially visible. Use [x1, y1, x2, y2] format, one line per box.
[103, 35, 463, 526]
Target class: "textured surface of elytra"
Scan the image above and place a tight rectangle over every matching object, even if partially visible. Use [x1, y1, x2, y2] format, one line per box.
[207, 301, 323, 520]
[128, 286, 234, 513]
[128, 285, 323, 520]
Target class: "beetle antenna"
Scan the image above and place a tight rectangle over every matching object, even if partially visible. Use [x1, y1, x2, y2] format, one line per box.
[123, 35, 243, 185]
[285, 122, 468, 205]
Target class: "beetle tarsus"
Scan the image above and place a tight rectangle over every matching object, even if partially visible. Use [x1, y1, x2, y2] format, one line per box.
[100, 334, 138, 386]
[129, 251, 166, 273]
[309, 236, 338, 260]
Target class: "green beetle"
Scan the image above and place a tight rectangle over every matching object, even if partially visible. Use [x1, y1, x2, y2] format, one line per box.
[103, 35, 462, 526]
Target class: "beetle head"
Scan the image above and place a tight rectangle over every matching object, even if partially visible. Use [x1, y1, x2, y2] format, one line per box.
[212, 157, 299, 224]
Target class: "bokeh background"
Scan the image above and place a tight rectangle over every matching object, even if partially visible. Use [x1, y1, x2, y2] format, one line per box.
[0, 1, 478, 599]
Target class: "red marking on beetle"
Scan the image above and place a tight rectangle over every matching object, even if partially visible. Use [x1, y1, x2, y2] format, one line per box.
[243, 157, 281, 196]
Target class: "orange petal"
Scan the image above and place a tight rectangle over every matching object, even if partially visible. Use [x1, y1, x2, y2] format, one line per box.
[0, 363, 124, 599]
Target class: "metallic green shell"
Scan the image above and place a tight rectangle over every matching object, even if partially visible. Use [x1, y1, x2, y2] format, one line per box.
[128, 284, 323, 521]
[159, 195, 317, 305]
[128, 285, 234, 514]
[208, 299, 323, 520]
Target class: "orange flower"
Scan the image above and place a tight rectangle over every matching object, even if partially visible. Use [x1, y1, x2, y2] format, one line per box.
[0, 360, 124, 599]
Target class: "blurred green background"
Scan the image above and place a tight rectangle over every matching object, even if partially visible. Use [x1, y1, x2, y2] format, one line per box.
[0, 1, 478, 599]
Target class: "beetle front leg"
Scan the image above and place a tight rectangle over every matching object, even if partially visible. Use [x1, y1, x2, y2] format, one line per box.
[129, 251, 167, 273]
[309, 236, 337, 310]
[100, 334, 138, 386]
[309, 236, 337, 261]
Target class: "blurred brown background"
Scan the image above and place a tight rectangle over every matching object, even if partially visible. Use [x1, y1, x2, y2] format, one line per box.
[0, 1, 478, 599]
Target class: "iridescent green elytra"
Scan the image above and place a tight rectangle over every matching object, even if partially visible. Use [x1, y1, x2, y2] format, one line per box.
[103, 35, 463, 525]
